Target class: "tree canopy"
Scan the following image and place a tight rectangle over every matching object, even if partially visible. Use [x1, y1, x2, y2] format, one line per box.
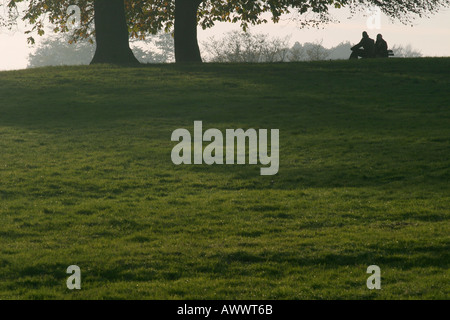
[3, 0, 447, 43]
[2, 0, 449, 63]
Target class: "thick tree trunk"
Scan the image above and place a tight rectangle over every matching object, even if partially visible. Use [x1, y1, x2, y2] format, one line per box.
[174, 0, 202, 63]
[90, 0, 140, 65]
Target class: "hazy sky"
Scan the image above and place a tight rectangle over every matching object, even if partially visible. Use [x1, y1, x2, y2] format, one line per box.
[1, 6, 449, 71]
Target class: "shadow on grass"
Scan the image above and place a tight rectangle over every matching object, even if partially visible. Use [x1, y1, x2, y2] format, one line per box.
[209, 242, 449, 274]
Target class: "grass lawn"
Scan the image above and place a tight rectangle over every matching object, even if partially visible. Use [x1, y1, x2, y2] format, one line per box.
[0, 58, 449, 299]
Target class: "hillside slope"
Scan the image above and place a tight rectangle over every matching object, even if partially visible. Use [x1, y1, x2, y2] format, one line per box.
[0, 58, 449, 299]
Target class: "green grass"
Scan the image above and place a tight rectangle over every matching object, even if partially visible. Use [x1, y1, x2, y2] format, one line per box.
[0, 58, 449, 299]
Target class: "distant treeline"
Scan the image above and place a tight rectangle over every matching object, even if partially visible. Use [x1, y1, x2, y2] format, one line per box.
[201, 31, 423, 62]
[27, 31, 422, 68]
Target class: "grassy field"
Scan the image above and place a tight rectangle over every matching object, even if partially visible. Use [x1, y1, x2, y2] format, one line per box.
[0, 58, 449, 299]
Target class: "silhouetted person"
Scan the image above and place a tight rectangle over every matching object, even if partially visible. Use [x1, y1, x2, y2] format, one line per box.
[374, 34, 389, 58]
[350, 31, 375, 59]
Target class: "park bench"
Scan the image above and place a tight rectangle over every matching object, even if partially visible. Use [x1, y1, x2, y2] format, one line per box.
[388, 50, 394, 57]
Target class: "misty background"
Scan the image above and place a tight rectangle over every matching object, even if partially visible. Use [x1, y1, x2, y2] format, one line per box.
[1, 6, 449, 70]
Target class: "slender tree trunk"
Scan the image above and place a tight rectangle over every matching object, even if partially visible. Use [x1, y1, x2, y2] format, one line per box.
[174, 0, 202, 63]
[90, 0, 140, 65]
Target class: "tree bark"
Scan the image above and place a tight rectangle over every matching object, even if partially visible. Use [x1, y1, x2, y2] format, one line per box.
[174, 0, 202, 63]
[90, 0, 140, 65]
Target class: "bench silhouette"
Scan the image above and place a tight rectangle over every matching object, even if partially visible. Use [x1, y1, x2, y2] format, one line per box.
[388, 50, 394, 57]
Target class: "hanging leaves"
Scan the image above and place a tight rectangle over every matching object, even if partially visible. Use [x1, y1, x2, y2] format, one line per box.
[4, 0, 450, 43]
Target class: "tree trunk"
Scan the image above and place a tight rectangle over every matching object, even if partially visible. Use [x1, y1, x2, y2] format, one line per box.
[90, 0, 140, 65]
[174, 0, 202, 63]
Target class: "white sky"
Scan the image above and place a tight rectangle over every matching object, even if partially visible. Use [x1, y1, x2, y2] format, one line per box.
[1, 6, 449, 71]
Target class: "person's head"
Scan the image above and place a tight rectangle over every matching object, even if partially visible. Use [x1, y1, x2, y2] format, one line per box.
[377, 34, 383, 41]
[362, 31, 369, 38]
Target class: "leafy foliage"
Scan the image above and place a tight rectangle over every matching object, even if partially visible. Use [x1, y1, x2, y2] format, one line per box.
[4, 0, 449, 45]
